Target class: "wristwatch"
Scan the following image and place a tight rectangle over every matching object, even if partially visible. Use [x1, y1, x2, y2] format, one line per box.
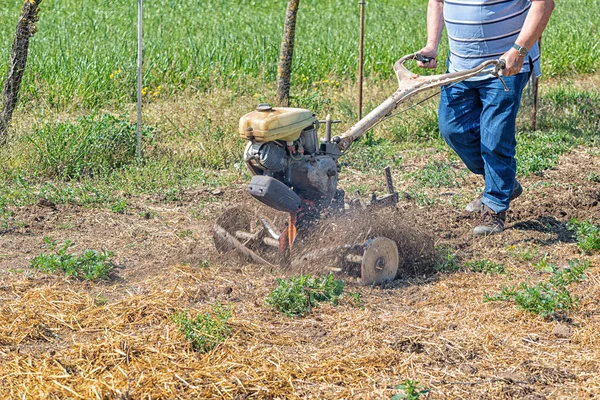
[512, 43, 529, 57]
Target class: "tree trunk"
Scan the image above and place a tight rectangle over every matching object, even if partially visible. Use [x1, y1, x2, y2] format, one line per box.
[0, 0, 42, 144]
[276, 0, 300, 107]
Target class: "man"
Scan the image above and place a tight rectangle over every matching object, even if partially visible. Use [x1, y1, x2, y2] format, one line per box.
[417, 0, 555, 236]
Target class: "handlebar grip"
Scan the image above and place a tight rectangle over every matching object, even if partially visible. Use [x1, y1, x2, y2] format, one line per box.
[415, 53, 434, 63]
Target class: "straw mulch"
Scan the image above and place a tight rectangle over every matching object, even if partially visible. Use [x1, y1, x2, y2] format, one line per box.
[1, 260, 598, 399]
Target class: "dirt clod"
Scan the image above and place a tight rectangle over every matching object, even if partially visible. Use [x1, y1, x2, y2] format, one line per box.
[552, 324, 572, 339]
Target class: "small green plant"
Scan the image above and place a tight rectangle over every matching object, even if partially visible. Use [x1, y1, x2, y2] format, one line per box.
[42, 236, 58, 250]
[507, 245, 538, 262]
[567, 219, 600, 253]
[391, 379, 430, 400]
[464, 259, 506, 275]
[532, 254, 557, 273]
[111, 198, 128, 213]
[30, 240, 114, 280]
[484, 259, 590, 317]
[587, 172, 600, 182]
[265, 273, 345, 317]
[171, 302, 232, 353]
[434, 246, 460, 273]
[407, 188, 437, 207]
[412, 161, 465, 188]
[347, 292, 364, 309]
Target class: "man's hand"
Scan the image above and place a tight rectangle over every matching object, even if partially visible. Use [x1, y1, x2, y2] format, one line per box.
[499, 47, 526, 76]
[416, 46, 438, 69]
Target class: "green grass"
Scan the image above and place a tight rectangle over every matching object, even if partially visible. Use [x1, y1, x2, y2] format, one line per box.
[171, 302, 232, 353]
[30, 239, 114, 280]
[484, 259, 591, 318]
[411, 160, 466, 188]
[24, 114, 152, 179]
[265, 273, 345, 317]
[1, 0, 599, 111]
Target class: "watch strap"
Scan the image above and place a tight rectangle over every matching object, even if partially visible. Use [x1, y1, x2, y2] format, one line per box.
[512, 43, 529, 56]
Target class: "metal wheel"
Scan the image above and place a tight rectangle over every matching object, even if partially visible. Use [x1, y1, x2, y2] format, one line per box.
[360, 237, 399, 285]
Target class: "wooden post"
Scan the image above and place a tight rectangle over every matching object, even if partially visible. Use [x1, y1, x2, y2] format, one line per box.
[276, 0, 300, 107]
[0, 0, 43, 144]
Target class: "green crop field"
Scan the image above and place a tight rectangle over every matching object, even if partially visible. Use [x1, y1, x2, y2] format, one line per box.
[0, 0, 598, 110]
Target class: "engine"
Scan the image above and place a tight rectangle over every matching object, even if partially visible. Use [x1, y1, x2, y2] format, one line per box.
[239, 104, 342, 212]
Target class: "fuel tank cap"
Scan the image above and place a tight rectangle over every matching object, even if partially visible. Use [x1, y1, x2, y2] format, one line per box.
[256, 103, 273, 112]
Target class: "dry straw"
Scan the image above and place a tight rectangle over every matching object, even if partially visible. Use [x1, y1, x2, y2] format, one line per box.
[1, 259, 598, 399]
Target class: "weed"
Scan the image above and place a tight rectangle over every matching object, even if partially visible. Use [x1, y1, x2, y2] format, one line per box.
[464, 259, 506, 275]
[347, 292, 364, 309]
[587, 172, 600, 183]
[484, 259, 590, 318]
[197, 260, 211, 268]
[434, 246, 460, 273]
[391, 379, 430, 400]
[407, 188, 437, 207]
[171, 302, 232, 353]
[507, 245, 538, 262]
[567, 219, 600, 253]
[532, 255, 557, 273]
[412, 161, 466, 188]
[265, 273, 345, 317]
[30, 241, 114, 281]
[0, 199, 15, 231]
[42, 236, 58, 251]
[176, 230, 193, 239]
[111, 199, 128, 214]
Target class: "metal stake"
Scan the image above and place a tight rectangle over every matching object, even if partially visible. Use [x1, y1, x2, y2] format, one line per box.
[532, 35, 542, 131]
[136, 0, 143, 160]
[358, 0, 365, 120]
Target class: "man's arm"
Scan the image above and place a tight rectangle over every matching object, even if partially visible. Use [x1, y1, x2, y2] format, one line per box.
[417, 0, 444, 69]
[501, 0, 555, 76]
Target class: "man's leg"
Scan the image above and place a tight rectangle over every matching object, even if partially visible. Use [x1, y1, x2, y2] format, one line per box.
[478, 73, 529, 214]
[438, 81, 484, 175]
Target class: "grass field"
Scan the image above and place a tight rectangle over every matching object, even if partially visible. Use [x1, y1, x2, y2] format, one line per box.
[1, 0, 600, 399]
[1, 0, 599, 110]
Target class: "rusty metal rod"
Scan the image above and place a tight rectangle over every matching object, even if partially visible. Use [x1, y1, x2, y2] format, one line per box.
[235, 231, 279, 248]
[214, 224, 274, 266]
[346, 254, 364, 264]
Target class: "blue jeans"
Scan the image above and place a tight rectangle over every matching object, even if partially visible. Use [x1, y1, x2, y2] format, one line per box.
[438, 73, 529, 213]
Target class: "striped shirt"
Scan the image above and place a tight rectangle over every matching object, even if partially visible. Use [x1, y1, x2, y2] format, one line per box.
[444, 0, 541, 80]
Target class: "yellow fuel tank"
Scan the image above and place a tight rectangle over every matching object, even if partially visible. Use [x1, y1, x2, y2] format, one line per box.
[239, 104, 316, 143]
